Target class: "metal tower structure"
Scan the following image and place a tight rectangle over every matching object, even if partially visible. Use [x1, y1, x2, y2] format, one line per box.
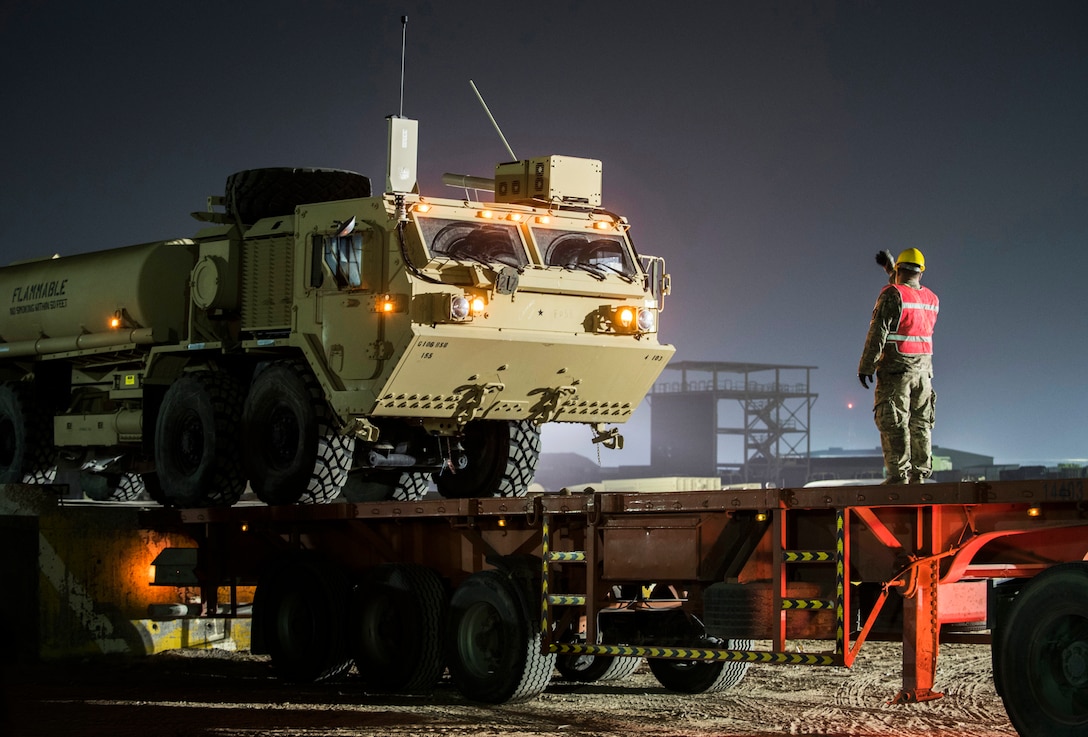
[649, 361, 818, 486]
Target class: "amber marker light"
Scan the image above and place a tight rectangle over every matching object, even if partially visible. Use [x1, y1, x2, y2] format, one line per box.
[471, 297, 486, 314]
[413, 202, 431, 213]
[755, 512, 769, 522]
[109, 310, 122, 329]
[477, 209, 495, 219]
[507, 212, 524, 222]
[592, 220, 612, 230]
[375, 294, 404, 314]
[617, 307, 635, 329]
[1027, 506, 1043, 518]
[535, 215, 551, 225]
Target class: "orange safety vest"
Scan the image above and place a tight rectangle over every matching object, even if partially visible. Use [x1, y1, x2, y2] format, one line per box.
[885, 284, 939, 355]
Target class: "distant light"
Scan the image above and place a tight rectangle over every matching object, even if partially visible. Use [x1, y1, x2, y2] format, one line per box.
[847, 402, 854, 410]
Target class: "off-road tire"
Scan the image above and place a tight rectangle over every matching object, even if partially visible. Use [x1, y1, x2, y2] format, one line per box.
[241, 360, 353, 505]
[82, 472, 145, 502]
[225, 168, 371, 224]
[342, 470, 431, 503]
[435, 420, 540, 499]
[154, 371, 246, 508]
[0, 382, 55, 484]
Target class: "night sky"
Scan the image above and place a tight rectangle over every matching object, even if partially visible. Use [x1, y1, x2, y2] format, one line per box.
[2, 1, 1085, 466]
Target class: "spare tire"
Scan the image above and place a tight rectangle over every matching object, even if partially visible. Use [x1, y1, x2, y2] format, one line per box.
[225, 167, 372, 223]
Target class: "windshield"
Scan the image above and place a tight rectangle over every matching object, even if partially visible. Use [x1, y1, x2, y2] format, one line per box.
[417, 217, 528, 268]
[532, 229, 637, 278]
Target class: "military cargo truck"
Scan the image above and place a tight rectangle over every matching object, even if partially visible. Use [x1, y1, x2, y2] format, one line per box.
[0, 126, 674, 507]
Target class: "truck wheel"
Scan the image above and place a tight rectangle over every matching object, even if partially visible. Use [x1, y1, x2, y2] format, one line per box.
[435, 420, 541, 499]
[557, 650, 643, 683]
[81, 472, 145, 502]
[445, 569, 555, 703]
[0, 382, 55, 484]
[350, 564, 446, 693]
[241, 361, 353, 505]
[225, 167, 371, 224]
[994, 562, 1088, 737]
[154, 371, 246, 507]
[254, 556, 353, 683]
[342, 470, 430, 502]
[648, 638, 753, 694]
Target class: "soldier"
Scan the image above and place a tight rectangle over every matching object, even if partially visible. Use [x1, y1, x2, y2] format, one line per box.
[858, 248, 939, 484]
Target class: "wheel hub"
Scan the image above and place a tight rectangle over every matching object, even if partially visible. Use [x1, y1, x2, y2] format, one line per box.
[1062, 640, 1088, 688]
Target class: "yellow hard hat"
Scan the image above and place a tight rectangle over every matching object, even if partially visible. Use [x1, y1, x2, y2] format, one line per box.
[895, 248, 925, 272]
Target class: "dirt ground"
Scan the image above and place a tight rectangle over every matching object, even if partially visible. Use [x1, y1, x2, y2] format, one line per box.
[1, 640, 1017, 737]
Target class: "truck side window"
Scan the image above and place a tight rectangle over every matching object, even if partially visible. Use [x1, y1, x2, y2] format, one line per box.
[322, 233, 363, 288]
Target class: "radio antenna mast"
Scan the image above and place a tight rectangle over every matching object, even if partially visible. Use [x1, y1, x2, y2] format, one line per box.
[399, 15, 408, 116]
[470, 80, 517, 161]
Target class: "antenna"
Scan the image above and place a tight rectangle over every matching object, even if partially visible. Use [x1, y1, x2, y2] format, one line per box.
[470, 80, 517, 162]
[399, 15, 408, 117]
[386, 15, 417, 196]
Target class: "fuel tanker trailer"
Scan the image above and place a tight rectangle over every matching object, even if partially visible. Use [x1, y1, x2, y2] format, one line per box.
[0, 119, 674, 506]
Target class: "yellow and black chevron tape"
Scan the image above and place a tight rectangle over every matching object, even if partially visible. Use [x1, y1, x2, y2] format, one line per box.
[546, 551, 587, 562]
[548, 642, 839, 666]
[781, 598, 836, 610]
[783, 551, 833, 563]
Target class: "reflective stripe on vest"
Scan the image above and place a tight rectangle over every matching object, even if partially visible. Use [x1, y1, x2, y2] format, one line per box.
[886, 284, 938, 355]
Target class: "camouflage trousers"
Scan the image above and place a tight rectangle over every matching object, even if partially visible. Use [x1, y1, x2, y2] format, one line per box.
[873, 368, 936, 483]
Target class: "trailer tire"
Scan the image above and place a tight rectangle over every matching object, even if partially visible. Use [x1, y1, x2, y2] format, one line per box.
[557, 651, 643, 683]
[154, 371, 246, 507]
[648, 638, 753, 694]
[0, 382, 54, 484]
[242, 361, 353, 505]
[350, 564, 446, 693]
[993, 561, 1088, 737]
[435, 420, 540, 499]
[255, 556, 353, 683]
[445, 569, 555, 703]
[225, 167, 372, 224]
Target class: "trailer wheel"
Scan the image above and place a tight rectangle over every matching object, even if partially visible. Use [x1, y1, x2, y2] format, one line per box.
[435, 420, 540, 499]
[342, 470, 430, 502]
[224, 167, 371, 224]
[0, 382, 55, 484]
[242, 361, 353, 505]
[648, 638, 753, 694]
[557, 651, 643, 683]
[445, 569, 555, 703]
[994, 562, 1088, 737]
[350, 564, 446, 693]
[154, 371, 246, 507]
[255, 556, 353, 683]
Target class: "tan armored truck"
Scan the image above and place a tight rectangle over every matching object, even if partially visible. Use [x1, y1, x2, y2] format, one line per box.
[0, 124, 674, 507]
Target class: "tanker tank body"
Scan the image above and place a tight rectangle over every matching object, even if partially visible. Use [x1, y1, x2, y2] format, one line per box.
[0, 240, 198, 356]
[0, 240, 199, 498]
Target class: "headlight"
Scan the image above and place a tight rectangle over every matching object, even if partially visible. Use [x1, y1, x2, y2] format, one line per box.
[450, 295, 471, 321]
[597, 305, 658, 335]
[636, 307, 657, 333]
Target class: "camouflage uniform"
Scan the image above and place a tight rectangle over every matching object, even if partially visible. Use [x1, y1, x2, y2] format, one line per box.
[858, 280, 937, 483]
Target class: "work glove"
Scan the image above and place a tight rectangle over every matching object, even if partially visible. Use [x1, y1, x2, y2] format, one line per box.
[858, 373, 872, 389]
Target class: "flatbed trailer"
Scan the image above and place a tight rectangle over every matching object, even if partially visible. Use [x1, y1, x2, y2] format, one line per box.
[141, 477, 1088, 737]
